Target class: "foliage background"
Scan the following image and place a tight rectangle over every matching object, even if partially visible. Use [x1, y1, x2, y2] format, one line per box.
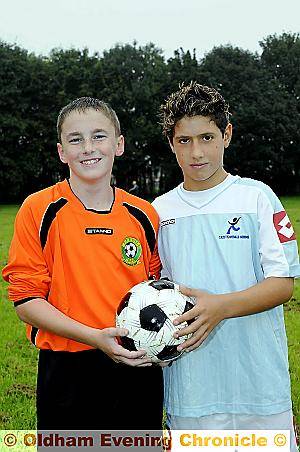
[0, 32, 300, 201]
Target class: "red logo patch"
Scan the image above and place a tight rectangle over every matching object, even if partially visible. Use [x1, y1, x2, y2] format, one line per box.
[273, 211, 296, 243]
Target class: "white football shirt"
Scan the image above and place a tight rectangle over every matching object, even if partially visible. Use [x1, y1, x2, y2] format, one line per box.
[152, 174, 300, 417]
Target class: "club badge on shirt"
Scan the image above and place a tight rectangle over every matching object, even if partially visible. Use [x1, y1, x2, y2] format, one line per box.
[121, 237, 142, 266]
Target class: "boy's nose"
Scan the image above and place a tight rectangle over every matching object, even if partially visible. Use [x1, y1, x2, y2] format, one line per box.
[191, 142, 205, 159]
[83, 140, 94, 154]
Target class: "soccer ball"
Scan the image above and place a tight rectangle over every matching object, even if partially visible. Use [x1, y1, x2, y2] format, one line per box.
[116, 279, 194, 362]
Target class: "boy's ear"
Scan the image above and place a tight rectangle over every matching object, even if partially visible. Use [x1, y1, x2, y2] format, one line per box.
[168, 137, 175, 153]
[224, 123, 232, 148]
[57, 143, 67, 163]
[115, 135, 125, 157]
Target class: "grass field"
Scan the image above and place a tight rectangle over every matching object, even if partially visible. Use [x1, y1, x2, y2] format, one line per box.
[0, 199, 300, 433]
[0, 205, 38, 430]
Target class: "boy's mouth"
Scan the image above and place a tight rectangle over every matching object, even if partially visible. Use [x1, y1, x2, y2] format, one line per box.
[190, 163, 208, 168]
[80, 158, 102, 166]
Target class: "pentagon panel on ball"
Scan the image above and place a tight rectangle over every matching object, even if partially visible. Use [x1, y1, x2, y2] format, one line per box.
[116, 279, 194, 362]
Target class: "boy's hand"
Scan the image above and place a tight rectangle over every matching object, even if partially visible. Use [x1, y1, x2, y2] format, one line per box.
[173, 287, 225, 352]
[94, 327, 153, 367]
[157, 361, 172, 367]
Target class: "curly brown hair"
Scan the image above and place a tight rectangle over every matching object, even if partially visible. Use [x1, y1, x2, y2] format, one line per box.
[160, 81, 231, 141]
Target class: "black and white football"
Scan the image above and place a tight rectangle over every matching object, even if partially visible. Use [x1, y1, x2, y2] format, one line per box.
[116, 279, 194, 362]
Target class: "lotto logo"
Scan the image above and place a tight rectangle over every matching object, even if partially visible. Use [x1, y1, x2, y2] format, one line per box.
[273, 211, 296, 243]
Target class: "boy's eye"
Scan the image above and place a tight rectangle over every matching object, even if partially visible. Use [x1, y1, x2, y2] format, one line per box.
[69, 137, 81, 144]
[203, 135, 213, 142]
[178, 138, 190, 144]
[93, 134, 106, 140]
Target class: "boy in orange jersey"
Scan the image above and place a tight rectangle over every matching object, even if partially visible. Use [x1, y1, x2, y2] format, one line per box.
[2, 97, 163, 430]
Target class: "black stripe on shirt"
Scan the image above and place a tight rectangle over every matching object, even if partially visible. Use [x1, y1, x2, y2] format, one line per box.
[14, 297, 43, 307]
[123, 202, 156, 253]
[39, 198, 68, 249]
[31, 327, 39, 346]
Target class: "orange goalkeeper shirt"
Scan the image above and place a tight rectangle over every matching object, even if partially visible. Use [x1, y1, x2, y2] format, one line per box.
[2, 180, 161, 351]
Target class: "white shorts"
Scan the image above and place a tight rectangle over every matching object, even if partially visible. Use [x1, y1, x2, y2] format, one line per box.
[166, 410, 298, 452]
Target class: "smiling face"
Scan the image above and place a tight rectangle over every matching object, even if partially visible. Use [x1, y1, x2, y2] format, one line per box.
[57, 108, 124, 187]
[170, 115, 232, 191]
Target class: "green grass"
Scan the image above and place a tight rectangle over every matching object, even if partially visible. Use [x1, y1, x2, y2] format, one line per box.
[0, 205, 38, 429]
[0, 199, 300, 432]
[281, 197, 300, 437]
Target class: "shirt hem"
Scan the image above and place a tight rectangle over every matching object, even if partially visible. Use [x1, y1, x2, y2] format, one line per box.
[165, 400, 292, 417]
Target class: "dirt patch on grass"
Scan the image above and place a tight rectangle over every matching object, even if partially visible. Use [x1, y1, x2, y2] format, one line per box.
[0, 412, 12, 424]
[284, 298, 300, 311]
[6, 383, 35, 399]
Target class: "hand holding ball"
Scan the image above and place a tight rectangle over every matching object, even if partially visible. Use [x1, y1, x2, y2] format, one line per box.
[116, 279, 194, 362]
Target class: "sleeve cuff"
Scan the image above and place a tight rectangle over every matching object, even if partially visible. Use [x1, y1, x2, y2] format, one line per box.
[14, 297, 45, 307]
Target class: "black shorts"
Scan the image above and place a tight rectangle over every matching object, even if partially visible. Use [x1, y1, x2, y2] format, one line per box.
[37, 349, 163, 430]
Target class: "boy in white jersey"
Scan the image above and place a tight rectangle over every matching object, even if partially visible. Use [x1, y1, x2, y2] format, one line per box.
[152, 82, 300, 450]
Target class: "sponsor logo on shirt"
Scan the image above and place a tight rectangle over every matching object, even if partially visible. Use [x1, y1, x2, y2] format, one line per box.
[121, 237, 142, 266]
[273, 211, 296, 243]
[219, 216, 249, 240]
[85, 228, 113, 235]
[161, 219, 176, 227]
[226, 217, 241, 234]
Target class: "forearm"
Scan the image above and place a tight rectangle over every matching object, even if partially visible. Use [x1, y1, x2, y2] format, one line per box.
[177, 277, 294, 352]
[15, 298, 98, 348]
[221, 277, 294, 319]
[15, 298, 153, 366]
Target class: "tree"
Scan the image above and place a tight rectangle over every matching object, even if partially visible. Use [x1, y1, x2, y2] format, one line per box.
[0, 36, 299, 201]
[0, 42, 53, 201]
[260, 33, 300, 192]
[260, 32, 300, 102]
[99, 42, 168, 195]
[198, 45, 299, 194]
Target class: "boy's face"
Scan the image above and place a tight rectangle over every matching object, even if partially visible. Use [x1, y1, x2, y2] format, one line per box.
[170, 115, 232, 191]
[57, 109, 124, 186]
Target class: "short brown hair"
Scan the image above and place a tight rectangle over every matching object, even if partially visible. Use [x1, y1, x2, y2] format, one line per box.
[57, 97, 121, 142]
[160, 81, 231, 141]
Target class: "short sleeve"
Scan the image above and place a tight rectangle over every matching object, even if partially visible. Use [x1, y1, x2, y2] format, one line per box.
[2, 200, 51, 303]
[257, 188, 300, 278]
